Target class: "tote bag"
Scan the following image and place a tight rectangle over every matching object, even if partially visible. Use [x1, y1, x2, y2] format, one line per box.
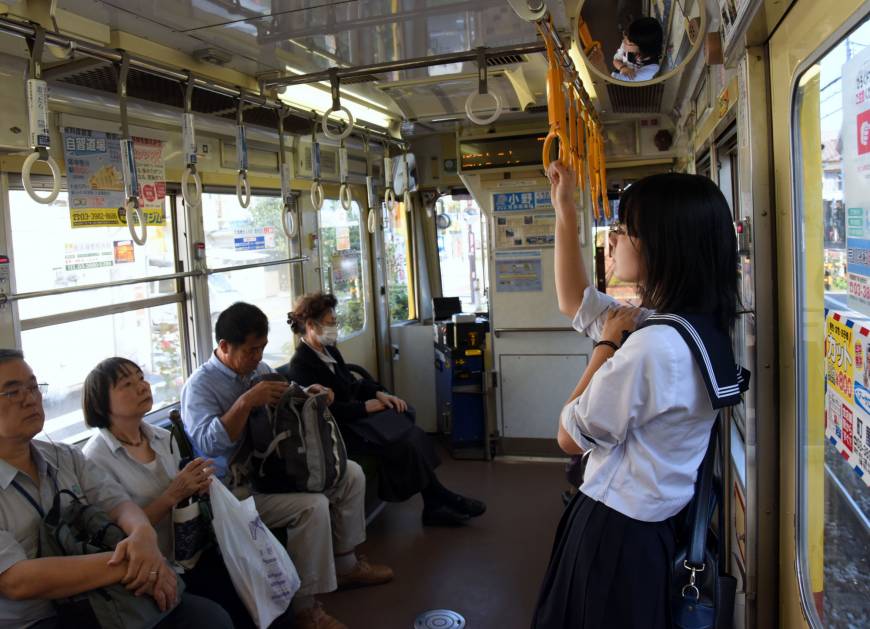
[209, 479, 301, 628]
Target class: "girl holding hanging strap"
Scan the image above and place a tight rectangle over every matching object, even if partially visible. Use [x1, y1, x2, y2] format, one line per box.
[531, 161, 747, 628]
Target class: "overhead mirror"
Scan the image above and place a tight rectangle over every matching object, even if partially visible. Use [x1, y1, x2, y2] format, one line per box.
[578, 0, 706, 85]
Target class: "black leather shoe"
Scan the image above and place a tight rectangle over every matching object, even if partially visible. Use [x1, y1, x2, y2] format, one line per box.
[447, 494, 487, 518]
[422, 504, 471, 526]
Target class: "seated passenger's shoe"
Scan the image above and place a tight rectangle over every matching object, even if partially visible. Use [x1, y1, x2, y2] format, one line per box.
[448, 493, 486, 518]
[336, 555, 394, 590]
[422, 503, 471, 526]
[295, 603, 347, 629]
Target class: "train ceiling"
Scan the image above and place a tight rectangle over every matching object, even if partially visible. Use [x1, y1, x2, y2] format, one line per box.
[4, 0, 573, 130]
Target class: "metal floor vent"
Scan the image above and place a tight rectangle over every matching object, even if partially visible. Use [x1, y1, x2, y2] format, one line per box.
[414, 610, 466, 628]
[605, 82, 665, 114]
[44, 59, 312, 134]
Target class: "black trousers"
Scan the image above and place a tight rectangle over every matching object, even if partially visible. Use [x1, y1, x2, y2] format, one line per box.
[342, 409, 441, 503]
[531, 492, 677, 629]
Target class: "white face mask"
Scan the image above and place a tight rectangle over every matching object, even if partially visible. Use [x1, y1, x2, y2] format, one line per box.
[318, 325, 339, 346]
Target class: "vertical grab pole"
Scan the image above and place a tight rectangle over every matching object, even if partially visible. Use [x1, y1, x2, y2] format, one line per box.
[116, 52, 146, 246]
[21, 25, 61, 204]
[235, 89, 251, 208]
[277, 108, 298, 239]
[181, 73, 202, 209]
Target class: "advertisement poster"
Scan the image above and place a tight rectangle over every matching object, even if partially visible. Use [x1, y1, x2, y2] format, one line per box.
[62, 128, 167, 228]
[495, 212, 556, 249]
[494, 250, 542, 292]
[841, 44, 870, 315]
[63, 241, 114, 271]
[825, 310, 870, 486]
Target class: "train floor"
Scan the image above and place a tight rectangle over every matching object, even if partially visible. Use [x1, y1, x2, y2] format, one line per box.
[321, 447, 567, 629]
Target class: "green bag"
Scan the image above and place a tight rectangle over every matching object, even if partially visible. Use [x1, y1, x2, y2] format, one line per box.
[12, 480, 184, 629]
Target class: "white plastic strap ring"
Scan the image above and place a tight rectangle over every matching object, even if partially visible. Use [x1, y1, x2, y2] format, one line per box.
[321, 106, 354, 140]
[339, 183, 353, 211]
[22, 151, 61, 204]
[310, 181, 324, 210]
[384, 188, 397, 210]
[126, 201, 147, 246]
[181, 165, 202, 208]
[236, 171, 251, 209]
[282, 205, 298, 238]
[367, 208, 378, 234]
[505, 0, 547, 22]
[465, 91, 502, 126]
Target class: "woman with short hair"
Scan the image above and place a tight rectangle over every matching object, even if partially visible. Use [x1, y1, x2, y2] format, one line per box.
[282, 293, 485, 526]
[81, 357, 294, 628]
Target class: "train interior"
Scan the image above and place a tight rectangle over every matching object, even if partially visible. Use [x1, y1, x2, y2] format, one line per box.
[0, 0, 868, 627]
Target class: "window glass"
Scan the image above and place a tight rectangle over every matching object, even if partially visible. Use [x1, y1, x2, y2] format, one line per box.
[9, 191, 175, 319]
[202, 192, 293, 367]
[319, 199, 366, 339]
[202, 193, 288, 267]
[794, 19, 870, 626]
[384, 201, 415, 322]
[436, 196, 487, 313]
[26, 302, 184, 443]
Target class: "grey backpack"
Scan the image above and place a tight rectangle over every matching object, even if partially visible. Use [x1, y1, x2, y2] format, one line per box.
[232, 376, 348, 493]
[12, 479, 183, 629]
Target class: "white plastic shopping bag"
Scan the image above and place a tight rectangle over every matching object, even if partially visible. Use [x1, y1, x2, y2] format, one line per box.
[209, 479, 301, 628]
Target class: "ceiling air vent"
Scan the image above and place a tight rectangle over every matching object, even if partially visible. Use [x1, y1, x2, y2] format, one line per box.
[342, 74, 379, 85]
[487, 54, 525, 67]
[605, 82, 665, 114]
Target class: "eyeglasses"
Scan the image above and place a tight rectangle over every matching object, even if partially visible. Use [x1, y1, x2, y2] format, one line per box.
[608, 224, 627, 238]
[0, 383, 48, 402]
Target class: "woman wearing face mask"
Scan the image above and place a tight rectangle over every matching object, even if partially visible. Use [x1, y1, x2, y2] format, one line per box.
[280, 292, 485, 526]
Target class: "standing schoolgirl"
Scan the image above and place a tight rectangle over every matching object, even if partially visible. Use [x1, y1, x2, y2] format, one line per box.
[531, 162, 747, 628]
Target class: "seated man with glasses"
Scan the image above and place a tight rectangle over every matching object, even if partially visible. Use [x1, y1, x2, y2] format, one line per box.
[0, 349, 233, 629]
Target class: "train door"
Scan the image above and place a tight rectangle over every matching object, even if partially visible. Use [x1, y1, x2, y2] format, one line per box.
[769, 1, 870, 626]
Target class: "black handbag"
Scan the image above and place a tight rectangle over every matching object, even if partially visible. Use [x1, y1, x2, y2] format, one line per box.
[672, 417, 737, 629]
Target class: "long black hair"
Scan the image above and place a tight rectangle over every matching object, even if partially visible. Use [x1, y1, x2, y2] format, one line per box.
[619, 173, 740, 332]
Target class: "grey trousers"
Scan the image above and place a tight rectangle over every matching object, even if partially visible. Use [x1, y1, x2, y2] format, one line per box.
[233, 460, 367, 597]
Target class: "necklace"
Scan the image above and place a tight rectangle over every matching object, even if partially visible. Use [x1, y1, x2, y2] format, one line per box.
[113, 427, 145, 447]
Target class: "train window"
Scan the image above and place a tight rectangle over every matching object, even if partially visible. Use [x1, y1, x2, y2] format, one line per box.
[201, 192, 294, 366]
[436, 195, 488, 313]
[8, 189, 184, 442]
[384, 201, 416, 323]
[319, 199, 366, 339]
[794, 19, 870, 625]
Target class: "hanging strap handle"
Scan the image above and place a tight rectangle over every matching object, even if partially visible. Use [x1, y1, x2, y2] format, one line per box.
[116, 53, 147, 246]
[277, 107, 298, 238]
[181, 73, 202, 209]
[310, 117, 324, 211]
[465, 48, 502, 126]
[235, 89, 251, 209]
[322, 69, 354, 141]
[22, 24, 60, 205]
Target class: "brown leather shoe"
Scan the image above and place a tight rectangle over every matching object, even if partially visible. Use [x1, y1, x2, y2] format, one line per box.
[294, 603, 347, 629]
[336, 555, 394, 590]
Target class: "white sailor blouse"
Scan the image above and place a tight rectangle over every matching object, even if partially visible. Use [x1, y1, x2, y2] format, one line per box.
[561, 287, 749, 522]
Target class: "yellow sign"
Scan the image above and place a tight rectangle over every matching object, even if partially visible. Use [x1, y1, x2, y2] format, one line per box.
[826, 314, 854, 401]
[70, 207, 165, 228]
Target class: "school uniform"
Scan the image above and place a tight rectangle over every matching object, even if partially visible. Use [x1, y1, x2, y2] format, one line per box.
[531, 287, 748, 629]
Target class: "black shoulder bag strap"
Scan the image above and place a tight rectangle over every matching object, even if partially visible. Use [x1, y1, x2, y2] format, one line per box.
[683, 418, 718, 578]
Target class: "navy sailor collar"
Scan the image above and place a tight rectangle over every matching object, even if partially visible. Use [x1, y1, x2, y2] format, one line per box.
[638, 312, 750, 409]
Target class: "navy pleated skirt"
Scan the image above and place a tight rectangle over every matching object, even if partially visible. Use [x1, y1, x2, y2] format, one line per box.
[531, 491, 678, 629]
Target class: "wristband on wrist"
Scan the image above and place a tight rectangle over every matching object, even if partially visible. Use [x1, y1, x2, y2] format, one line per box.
[593, 340, 619, 353]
